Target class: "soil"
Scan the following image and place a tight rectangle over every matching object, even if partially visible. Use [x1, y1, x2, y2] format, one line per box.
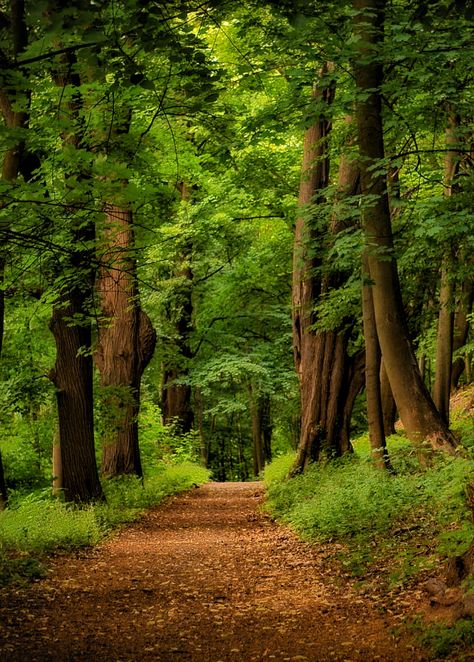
[0, 482, 444, 661]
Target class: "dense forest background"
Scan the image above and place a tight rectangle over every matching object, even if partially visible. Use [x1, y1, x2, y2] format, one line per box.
[0, 0, 473, 509]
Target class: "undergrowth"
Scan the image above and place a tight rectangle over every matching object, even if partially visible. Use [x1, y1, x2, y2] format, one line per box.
[0, 462, 209, 585]
[409, 616, 474, 659]
[263, 436, 474, 582]
[264, 395, 474, 657]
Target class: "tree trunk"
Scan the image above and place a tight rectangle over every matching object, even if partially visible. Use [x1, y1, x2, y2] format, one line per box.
[291, 88, 366, 473]
[46, 48, 104, 503]
[380, 359, 397, 436]
[52, 429, 62, 499]
[49, 290, 103, 502]
[433, 112, 460, 422]
[466, 354, 473, 384]
[0, 0, 30, 509]
[433, 262, 454, 424]
[161, 184, 194, 433]
[451, 278, 473, 388]
[96, 204, 156, 478]
[362, 254, 391, 470]
[161, 369, 194, 433]
[353, 0, 457, 454]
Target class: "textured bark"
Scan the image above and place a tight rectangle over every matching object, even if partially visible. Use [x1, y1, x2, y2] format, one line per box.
[380, 359, 397, 436]
[291, 100, 362, 474]
[362, 254, 391, 470]
[96, 205, 156, 478]
[52, 431, 62, 499]
[49, 292, 103, 502]
[353, 0, 457, 453]
[47, 49, 104, 503]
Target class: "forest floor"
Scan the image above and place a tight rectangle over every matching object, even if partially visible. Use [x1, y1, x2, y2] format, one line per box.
[0, 482, 453, 661]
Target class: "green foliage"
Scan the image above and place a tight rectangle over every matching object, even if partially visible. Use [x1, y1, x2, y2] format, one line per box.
[0, 553, 45, 587]
[410, 616, 474, 659]
[0, 462, 209, 584]
[262, 451, 295, 485]
[0, 493, 103, 553]
[138, 400, 202, 466]
[264, 435, 474, 577]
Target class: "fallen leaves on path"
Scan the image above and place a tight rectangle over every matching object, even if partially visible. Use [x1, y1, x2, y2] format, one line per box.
[0, 482, 430, 661]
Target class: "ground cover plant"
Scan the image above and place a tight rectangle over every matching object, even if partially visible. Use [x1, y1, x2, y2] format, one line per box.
[0, 461, 210, 586]
[263, 394, 474, 657]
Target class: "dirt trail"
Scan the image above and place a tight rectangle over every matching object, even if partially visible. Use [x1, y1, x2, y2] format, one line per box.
[0, 482, 429, 661]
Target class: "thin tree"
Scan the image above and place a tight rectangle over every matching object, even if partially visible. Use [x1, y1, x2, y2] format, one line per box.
[432, 109, 460, 423]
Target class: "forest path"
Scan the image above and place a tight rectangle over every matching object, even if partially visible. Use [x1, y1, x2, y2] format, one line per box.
[0, 482, 429, 661]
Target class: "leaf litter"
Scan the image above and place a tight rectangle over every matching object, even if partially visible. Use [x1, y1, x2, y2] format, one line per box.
[0, 482, 434, 660]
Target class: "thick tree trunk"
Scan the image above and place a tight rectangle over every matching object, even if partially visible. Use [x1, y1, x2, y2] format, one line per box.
[380, 359, 397, 436]
[161, 369, 194, 433]
[95, 204, 156, 478]
[49, 291, 103, 502]
[362, 255, 391, 470]
[353, 0, 457, 453]
[46, 48, 105, 502]
[292, 90, 363, 473]
[52, 429, 62, 498]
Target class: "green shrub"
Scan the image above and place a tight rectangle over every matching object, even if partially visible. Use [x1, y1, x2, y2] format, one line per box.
[262, 451, 295, 485]
[263, 435, 474, 578]
[0, 497, 103, 552]
[0, 461, 210, 585]
[411, 617, 474, 658]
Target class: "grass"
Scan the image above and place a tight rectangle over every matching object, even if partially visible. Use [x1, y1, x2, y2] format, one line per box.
[263, 392, 474, 658]
[263, 435, 474, 581]
[0, 461, 210, 585]
[409, 617, 474, 659]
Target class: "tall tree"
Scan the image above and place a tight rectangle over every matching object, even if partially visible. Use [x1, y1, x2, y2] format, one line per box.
[48, 47, 103, 502]
[432, 109, 460, 423]
[291, 92, 363, 473]
[353, 0, 457, 454]
[95, 202, 156, 478]
[0, 0, 30, 508]
[160, 184, 194, 434]
[362, 254, 391, 470]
